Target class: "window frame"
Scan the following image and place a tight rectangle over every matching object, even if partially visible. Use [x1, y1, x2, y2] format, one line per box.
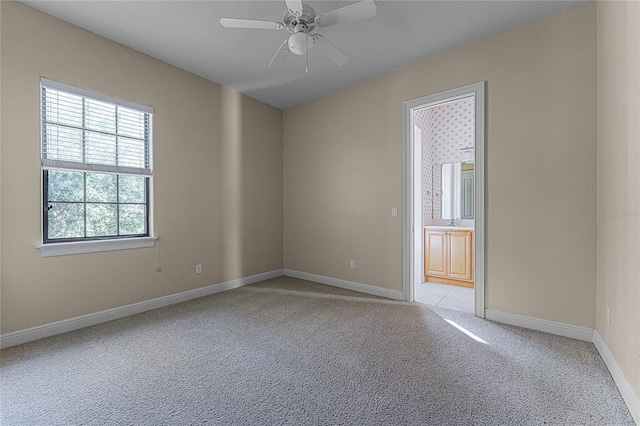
[37, 78, 156, 257]
[42, 171, 151, 244]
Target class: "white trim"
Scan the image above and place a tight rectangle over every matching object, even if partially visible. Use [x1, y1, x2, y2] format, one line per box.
[0, 269, 284, 349]
[284, 269, 405, 301]
[472, 83, 485, 318]
[37, 236, 157, 257]
[592, 330, 640, 424]
[402, 82, 485, 318]
[483, 311, 639, 422]
[485, 309, 594, 341]
[42, 159, 152, 177]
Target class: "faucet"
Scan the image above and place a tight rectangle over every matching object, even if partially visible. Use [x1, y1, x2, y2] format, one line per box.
[448, 218, 457, 226]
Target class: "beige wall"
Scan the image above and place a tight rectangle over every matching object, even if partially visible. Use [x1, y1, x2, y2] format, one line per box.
[0, 0, 636, 406]
[597, 0, 640, 399]
[284, 2, 598, 327]
[0, 1, 283, 333]
[0, 2, 3, 334]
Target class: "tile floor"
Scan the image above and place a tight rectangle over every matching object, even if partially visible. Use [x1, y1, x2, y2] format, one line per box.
[415, 282, 474, 313]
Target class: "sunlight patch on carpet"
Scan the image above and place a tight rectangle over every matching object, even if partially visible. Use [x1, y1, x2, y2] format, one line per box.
[444, 318, 489, 344]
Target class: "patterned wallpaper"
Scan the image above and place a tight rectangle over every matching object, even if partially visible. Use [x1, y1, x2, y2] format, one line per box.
[415, 96, 475, 221]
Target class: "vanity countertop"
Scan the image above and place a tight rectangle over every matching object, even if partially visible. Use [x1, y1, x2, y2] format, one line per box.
[424, 225, 475, 231]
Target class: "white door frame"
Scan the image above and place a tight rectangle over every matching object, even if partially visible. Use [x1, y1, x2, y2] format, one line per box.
[412, 124, 424, 291]
[402, 82, 485, 318]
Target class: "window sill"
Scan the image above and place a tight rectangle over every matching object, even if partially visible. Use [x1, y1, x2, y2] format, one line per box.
[36, 237, 157, 257]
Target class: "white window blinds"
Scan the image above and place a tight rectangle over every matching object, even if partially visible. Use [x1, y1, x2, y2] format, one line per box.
[41, 78, 153, 176]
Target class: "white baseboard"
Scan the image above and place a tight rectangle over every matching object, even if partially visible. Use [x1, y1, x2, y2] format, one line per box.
[284, 269, 405, 301]
[486, 310, 638, 423]
[593, 330, 640, 425]
[0, 269, 284, 349]
[3, 272, 638, 424]
[485, 309, 594, 342]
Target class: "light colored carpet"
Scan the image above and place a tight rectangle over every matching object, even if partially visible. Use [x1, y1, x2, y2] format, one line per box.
[0, 276, 633, 425]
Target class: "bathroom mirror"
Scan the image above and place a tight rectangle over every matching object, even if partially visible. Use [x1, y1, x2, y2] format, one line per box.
[436, 162, 474, 220]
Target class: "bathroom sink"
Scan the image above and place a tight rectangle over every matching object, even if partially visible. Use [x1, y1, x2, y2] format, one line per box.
[424, 225, 474, 231]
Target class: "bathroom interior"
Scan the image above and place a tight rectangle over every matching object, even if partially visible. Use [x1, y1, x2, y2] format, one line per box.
[414, 96, 475, 313]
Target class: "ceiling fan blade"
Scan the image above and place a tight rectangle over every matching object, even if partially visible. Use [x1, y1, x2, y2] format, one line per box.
[220, 18, 284, 30]
[315, 0, 377, 27]
[313, 35, 349, 66]
[268, 39, 290, 67]
[285, 0, 304, 16]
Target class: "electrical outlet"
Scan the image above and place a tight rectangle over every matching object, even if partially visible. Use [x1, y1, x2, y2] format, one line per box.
[196, 264, 202, 274]
[349, 259, 355, 269]
[391, 207, 398, 217]
[606, 305, 611, 324]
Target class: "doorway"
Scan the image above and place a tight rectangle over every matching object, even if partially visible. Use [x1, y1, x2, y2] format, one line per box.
[402, 82, 485, 318]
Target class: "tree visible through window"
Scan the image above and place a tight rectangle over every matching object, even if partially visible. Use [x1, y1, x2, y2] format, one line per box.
[41, 79, 153, 243]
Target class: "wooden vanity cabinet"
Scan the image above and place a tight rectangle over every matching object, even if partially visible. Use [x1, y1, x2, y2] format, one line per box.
[424, 228, 473, 287]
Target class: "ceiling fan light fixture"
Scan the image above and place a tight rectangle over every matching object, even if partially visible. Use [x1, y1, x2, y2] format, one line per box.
[221, 0, 377, 67]
[288, 31, 314, 55]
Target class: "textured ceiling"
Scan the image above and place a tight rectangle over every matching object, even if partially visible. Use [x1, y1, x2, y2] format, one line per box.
[21, 0, 583, 110]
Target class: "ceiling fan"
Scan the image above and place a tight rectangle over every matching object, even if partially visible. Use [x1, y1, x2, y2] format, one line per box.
[220, 0, 377, 72]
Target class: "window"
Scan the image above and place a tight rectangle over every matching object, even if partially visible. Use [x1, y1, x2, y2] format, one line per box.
[39, 79, 154, 254]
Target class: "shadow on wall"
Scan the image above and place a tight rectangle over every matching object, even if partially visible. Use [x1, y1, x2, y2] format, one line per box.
[220, 87, 245, 281]
[217, 86, 283, 283]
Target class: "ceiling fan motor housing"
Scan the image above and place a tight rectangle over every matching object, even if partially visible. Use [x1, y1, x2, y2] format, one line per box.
[283, 4, 316, 30]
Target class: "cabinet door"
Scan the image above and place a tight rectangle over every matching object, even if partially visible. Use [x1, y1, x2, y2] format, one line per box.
[447, 231, 472, 281]
[425, 231, 447, 277]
